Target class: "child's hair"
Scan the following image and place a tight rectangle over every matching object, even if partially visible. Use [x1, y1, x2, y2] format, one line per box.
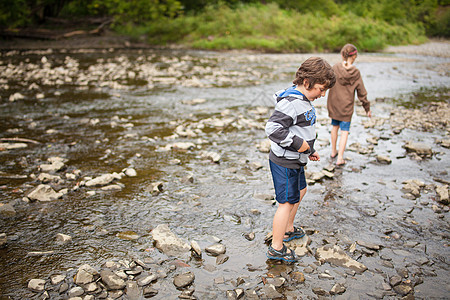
[293, 57, 336, 90]
[341, 43, 358, 63]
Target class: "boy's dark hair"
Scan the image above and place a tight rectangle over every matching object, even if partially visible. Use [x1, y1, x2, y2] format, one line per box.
[293, 57, 336, 90]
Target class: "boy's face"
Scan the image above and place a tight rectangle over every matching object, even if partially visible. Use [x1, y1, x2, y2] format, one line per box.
[305, 83, 327, 101]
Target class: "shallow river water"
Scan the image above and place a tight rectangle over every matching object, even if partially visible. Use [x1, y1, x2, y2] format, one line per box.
[0, 47, 449, 299]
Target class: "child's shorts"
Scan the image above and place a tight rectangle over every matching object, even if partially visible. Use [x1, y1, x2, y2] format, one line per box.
[269, 160, 306, 204]
[331, 119, 351, 131]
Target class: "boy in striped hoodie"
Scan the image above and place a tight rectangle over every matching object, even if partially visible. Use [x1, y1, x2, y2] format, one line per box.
[265, 57, 336, 262]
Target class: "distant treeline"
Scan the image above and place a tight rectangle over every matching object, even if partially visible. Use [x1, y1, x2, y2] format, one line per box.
[1, 0, 449, 52]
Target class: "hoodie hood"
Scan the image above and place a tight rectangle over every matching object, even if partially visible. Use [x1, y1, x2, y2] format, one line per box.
[334, 63, 360, 86]
[275, 85, 304, 99]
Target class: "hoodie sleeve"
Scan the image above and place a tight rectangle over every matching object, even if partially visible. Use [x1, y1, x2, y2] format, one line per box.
[356, 74, 370, 113]
[265, 99, 304, 152]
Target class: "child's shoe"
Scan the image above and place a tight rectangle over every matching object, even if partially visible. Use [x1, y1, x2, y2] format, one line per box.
[266, 244, 297, 263]
[283, 226, 305, 242]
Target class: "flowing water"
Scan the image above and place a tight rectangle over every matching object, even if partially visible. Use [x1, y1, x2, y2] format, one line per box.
[0, 48, 449, 299]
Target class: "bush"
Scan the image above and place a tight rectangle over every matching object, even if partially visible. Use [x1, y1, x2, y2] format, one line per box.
[135, 2, 427, 52]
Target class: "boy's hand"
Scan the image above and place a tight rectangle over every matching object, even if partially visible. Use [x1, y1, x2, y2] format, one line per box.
[309, 152, 320, 161]
[367, 110, 372, 118]
[298, 140, 310, 152]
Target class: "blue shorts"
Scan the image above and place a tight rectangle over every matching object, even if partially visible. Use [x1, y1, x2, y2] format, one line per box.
[269, 160, 307, 204]
[331, 119, 351, 131]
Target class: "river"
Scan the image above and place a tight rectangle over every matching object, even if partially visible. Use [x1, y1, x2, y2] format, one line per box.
[0, 45, 449, 299]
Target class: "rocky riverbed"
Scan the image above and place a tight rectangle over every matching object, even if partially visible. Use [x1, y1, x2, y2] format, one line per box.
[0, 40, 449, 299]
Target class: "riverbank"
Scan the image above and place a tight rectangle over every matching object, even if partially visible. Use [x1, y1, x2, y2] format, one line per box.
[1, 31, 449, 57]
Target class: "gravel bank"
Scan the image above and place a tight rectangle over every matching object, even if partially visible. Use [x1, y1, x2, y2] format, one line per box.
[384, 39, 450, 58]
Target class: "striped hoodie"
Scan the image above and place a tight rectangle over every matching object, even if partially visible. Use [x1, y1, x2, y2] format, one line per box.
[265, 85, 317, 169]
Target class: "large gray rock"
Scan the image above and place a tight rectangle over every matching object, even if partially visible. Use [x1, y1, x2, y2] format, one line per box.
[28, 279, 46, 292]
[0, 233, 7, 248]
[205, 243, 226, 256]
[100, 270, 126, 290]
[151, 224, 191, 256]
[74, 264, 99, 285]
[0, 203, 16, 217]
[85, 173, 121, 187]
[27, 184, 65, 201]
[173, 271, 195, 288]
[315, 244, 367, 274]
[436, 184, 449, 204]
[404, 141, 432, 157]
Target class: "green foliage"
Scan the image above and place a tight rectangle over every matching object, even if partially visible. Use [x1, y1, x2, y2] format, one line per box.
[0, 0, 446, 50]
[0, 0, 31, 28]
[137, 2, 426, 52]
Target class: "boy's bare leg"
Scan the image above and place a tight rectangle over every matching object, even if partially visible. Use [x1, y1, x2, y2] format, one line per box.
[330, 125, 339, 157]
[285, 187, 307, 233]
[271, 202, 294, 251]
[337, 131, 349, 165]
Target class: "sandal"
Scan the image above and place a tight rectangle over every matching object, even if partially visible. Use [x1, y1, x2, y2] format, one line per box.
[267, 244, 297, 263]
[283, 226, 305, 242]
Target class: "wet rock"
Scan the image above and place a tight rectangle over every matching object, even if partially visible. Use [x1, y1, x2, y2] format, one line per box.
[257, 139, 271, 153]
[28, 279, 46, 292]
[173, 271, 195, 288]
[401, 181, 423, 198]
[116, 231, 140, 241]
[205, 243, 226, 256]
[182, 98, 206, 105]
[318, 272, 334, 280]
[9, 92, 25, 101]
[216, 254, 229, 265]
[245, 289, 259, 299]
[137, 274, 158, 286]
[330, 283, 346, 295]
[74, 264, 99, 285]
[437, 138, 450, 148]
[0, 233, 7, 248]
[123, 167, 137, 177]
[190, 240, 202, 257]
[39, 157, 66, 172]
[59, 282, 69, 293]
[143, 286, 158, 297]
[37, 173, 61, 183]
[393, 284, 412, 296]
[0, 142, 28, 150]
[435, 184, 449, 204]
[100, 269, 126, 290]
[101, 184, 123, 191]
[263, 284, 283, 298]
[253, 193, 274, 201]
[84, 282, 100, 293]
[27, 184, 65, 201]
[85, 173, 121, 187]
[376, 155, 392, 164]
[125, 281, 141, 299]
[146, 182, 164, 195]
[290, 271, 305, 283]
[201, 151, 221, 163]
[315, 244, 368, 274]
[55, 233, 72, 244]
[404, 141, 432, 157]
[68, 286, 84, 297]
[243, 232, 255, 241]
[0, 203, 16, 217]
[165, 142, 196, 151]
[356, 240, 380, 251]
[390, 275, 402, 286]
[151, 224, 191, 256]
[312, 287, 329, 296]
